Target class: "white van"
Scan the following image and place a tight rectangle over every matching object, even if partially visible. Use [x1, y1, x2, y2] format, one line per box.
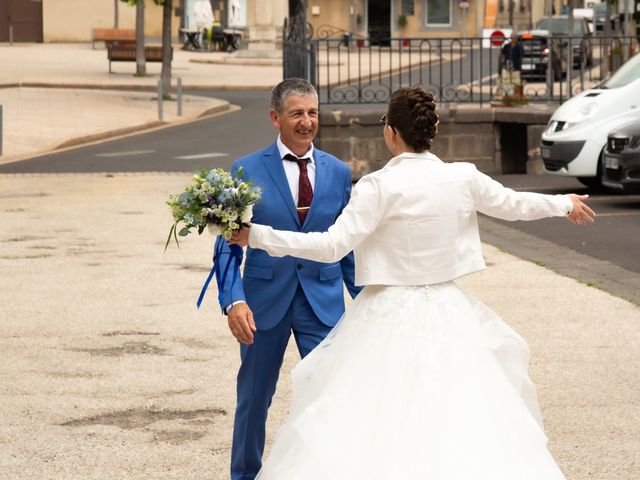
[540, 51, 640, 188]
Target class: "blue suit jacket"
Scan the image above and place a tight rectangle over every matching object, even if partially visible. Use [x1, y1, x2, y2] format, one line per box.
[214, 142, 361, 330]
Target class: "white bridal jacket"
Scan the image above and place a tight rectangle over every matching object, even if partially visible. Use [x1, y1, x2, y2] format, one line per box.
[249, 152, 573, 286]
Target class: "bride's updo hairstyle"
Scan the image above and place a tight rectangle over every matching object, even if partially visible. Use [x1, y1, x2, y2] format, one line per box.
[386, 86, 438, 152]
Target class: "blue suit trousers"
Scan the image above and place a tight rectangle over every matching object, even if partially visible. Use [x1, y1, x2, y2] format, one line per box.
[230, 286, 333, 480]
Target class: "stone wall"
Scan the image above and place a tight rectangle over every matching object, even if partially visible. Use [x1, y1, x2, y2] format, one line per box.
[317, 105, 556, 180]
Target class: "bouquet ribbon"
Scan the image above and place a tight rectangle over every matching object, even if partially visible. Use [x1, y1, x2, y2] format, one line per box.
[196, 236, 243, 309]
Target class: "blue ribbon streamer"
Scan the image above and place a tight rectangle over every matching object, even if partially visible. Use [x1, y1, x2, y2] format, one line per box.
[196, 235, 243, 309]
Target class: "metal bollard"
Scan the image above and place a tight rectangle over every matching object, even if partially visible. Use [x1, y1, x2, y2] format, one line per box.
[157, 81, 163, 121]
[9, 25, 13, 46]
[177, 77, 183, 117]
[0, 105, 3, 156]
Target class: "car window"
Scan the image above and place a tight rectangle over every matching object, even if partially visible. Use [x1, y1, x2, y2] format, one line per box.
[535, 18, 587, 34]
[576, 18, 586, 33]
[601, 52, 640, 88]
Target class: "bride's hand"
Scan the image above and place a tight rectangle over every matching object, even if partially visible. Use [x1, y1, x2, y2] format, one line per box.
[566, 194, 596, 225]
[229, 225, 250, 246]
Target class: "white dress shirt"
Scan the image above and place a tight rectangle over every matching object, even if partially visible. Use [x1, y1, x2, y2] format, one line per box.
[249, 151, 573, 286]
[226, 137, 316, 313]
[277, 135, 315, 204]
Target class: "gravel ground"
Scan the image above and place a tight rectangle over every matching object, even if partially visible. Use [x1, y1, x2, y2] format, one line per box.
[0, 173, 638, 480]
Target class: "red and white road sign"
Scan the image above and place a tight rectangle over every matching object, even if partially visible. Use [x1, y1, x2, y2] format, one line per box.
[490, 30, 505, 47]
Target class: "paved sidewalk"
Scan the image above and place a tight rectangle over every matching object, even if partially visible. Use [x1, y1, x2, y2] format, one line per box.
[0, 173, 638, 480]
[0, 43, 282, 90]
[0, 42, 283, 161]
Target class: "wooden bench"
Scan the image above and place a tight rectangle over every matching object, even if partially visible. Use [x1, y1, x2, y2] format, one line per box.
[92, 28, 136, 49]
[107, 45, 172, 73]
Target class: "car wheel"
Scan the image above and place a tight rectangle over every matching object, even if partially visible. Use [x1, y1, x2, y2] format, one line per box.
[576, 149, 611, 192]
[577, 176, 603, 189]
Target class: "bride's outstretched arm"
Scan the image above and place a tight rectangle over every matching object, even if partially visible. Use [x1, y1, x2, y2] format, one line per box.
[471, 167, 594, 222]
[243, 175, 385, 263]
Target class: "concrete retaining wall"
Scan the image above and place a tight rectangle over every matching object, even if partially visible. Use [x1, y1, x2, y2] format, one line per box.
[317, 105, 556, 180]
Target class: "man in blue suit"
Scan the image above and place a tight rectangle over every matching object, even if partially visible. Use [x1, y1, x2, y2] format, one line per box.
[213, 78, 361, 480]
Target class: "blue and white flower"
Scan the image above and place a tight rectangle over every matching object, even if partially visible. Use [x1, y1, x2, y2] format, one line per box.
[165, 167, 261, 250]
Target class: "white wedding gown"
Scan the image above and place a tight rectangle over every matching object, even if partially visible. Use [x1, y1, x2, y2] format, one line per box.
[256, 283, 566, 480]
[249, 153, 571, 479]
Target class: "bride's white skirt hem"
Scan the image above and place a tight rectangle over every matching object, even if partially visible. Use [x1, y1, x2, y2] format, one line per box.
[257, 283, 566, 480]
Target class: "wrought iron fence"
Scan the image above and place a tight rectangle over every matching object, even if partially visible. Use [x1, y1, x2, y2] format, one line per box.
[283, 40, 317, 82]
[311, 35, 639, 106]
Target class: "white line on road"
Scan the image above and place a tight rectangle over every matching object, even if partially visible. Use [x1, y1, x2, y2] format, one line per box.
[469, 74, 498, 87]
[174, 153, 229, 160]
[591, 211, 640, 217]
[586, 195, 640, 201]
[94, 150, 155, 157]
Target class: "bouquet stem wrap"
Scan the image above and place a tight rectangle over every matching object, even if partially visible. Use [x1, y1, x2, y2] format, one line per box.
[196, 236, 244, 309]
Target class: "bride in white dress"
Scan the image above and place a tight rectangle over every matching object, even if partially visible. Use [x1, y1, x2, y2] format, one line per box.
[230, 86, 595, 480]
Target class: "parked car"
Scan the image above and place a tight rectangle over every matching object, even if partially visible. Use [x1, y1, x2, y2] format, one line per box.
[540, 51, 640, 189]
[518, 31, 566, 81]
[592, 2, 619, 32]
[602, 121, 640, 192]
[573, 8, 596, 34]
[534, 16, 593, 68]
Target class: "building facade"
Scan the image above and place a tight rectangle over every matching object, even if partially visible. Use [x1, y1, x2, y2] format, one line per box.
[306, 0, 563, 39]
[2, 0, 587, 45]
[307, 0, 482, 39]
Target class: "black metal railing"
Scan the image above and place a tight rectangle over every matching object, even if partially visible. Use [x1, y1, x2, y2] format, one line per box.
[283, 40, 317, 82]
[283, 3, 317, 83]
[312, 35, 639, 106]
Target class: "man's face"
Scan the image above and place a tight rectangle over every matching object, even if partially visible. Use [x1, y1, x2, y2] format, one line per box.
[269, 94, 319, 156]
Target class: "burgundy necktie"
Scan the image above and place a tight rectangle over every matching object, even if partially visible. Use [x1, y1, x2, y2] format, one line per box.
[284, 154, 314, 224]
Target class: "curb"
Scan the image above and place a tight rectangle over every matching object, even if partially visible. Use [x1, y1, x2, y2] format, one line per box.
[479, 215, 640, 306]
[53, 121, 166, 150]
[189, 58, 283, 67]
[0, 103, 238, 167]
[52, 103, 231, 151]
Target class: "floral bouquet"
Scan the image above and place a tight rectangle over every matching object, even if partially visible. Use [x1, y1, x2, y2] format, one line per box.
[165, 167, 261, 251]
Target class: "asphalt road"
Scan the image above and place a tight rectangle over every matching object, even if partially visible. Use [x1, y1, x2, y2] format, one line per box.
[0, 90, 273, 174]
[490, 173, 640, 274]
[1, 89, 638, 302]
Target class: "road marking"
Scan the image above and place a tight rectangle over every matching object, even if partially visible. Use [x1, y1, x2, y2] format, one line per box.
[174, 153, 229, 160]
[593, 211, 640, 217]
[94, 150, 155, 157]
[513, 186, 577, 192]
[469, 73, 498, 87]
[588, 195, 640, 201]
[512, 188, 640, 200]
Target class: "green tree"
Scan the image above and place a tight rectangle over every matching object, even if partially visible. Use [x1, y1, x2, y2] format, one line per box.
[121, 0, 172, 95]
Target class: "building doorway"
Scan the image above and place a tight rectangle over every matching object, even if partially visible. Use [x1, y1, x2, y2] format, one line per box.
[367, 0, 390, 46]
[0, 0, 43, 42]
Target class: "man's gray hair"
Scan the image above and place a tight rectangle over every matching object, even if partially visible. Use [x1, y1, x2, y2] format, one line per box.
[271, 78, 318, 112]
